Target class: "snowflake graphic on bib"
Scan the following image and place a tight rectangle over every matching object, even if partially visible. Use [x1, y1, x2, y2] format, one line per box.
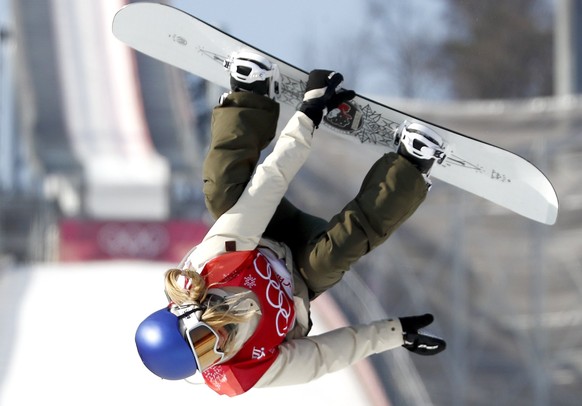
[244, 275, 257, 289]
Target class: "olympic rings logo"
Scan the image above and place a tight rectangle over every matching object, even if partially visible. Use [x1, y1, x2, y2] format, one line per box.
[97, 223, 170, 258]
[253, 253, 294, 337]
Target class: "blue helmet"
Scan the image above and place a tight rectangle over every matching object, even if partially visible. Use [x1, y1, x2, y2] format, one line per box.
[135, 308, 198, 380]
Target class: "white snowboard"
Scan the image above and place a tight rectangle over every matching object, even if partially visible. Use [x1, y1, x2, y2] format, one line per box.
[112, 2, 559, 225]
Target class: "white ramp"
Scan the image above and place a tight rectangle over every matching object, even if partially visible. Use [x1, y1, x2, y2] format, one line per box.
[0, 262, 387, 406]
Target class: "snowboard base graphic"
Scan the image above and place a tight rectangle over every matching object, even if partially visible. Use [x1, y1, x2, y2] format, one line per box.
[112, 3, 559, 225]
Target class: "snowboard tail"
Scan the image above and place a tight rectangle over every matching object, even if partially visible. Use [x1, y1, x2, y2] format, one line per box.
[112, 3, 559, 225]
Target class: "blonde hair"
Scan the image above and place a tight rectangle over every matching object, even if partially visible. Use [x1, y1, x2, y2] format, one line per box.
[164, 268, 259, 355]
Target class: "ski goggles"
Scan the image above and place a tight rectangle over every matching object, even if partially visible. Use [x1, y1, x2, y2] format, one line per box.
[177, 307, 225, 371]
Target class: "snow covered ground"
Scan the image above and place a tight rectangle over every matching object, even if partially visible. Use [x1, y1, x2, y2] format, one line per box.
[0, 261, 385, 406]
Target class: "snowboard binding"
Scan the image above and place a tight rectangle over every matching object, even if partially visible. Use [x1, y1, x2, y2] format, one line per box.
[223, 50, 281, 100]
[395, 121, 447, 176]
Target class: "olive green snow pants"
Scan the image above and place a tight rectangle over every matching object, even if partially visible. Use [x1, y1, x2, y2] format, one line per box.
[203, 92, 427, 298]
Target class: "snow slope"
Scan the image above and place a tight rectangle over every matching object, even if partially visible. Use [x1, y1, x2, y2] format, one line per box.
[0, 261, 385, 406]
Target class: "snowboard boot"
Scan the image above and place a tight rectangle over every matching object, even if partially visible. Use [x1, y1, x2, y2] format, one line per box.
[395, 121, 446, 187]
[222, 50, 281, 101]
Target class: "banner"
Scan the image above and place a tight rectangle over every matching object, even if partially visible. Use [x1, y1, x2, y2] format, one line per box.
[59, 220, 209, 262]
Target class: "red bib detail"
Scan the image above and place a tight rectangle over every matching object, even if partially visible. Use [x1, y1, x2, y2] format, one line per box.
[201, 250, 295, 396]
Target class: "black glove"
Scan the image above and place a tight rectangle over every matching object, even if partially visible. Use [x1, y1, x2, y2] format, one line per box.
[299, 70, 356, 127]
[400, 313, 446, 356]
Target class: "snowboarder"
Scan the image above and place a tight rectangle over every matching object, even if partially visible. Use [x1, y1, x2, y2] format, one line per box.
[135, 51, 446, 396]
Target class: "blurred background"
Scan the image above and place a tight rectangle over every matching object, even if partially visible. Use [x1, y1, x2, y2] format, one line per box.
[1, 0, 581, 405]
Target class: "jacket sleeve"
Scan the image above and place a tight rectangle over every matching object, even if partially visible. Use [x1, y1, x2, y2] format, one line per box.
[185, 111, 315, 270]
[254, 319, 404, 387]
